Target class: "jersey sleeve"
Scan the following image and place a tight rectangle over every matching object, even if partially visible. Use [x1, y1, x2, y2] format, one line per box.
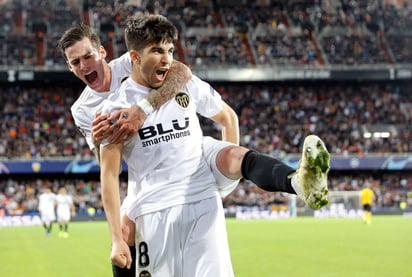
[185, 75, 223, 118]
[70, 54, 131, 151]
[71, 100, 95, 150]
[109, 52, 132, 76]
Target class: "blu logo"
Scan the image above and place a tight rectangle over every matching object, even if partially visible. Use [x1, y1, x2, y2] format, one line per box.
[139, 118, 190, 139]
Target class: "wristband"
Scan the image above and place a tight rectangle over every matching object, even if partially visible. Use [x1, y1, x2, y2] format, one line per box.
[137, 98, 154, 116]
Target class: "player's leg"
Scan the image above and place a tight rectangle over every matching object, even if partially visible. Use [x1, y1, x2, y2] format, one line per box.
[40, 213, 48, 232]
[203, 136, 296, 196]
[240, 135, 329, 209]
[42, 212, 54, 237]
[218, 146, 297, 193]
[46, 224, 52, 236]
[363, 204, 372, 224]
[202, 137, 240, 197]
[183, 196, 234, 277]
[363, 206, 368, 223]
[49, 211, 56, 235]
[112, 201, 136, 277]
[133, 198, 233, 276]
[41, 217, 51, 237]
[46, 221, 53, 237]
[135, 207, 183, 276]
[204, 134, 330, 209]
[62, 218, 69, 238]
[57, 213, 64, 237]
[58, 219, 64, 237]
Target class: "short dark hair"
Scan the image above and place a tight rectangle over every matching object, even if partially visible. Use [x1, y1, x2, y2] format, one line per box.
[124, 14, 178, 52]
[57, 23, 101, 58]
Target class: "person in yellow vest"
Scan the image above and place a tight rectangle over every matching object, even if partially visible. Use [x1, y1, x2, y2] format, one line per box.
[360, 183, 375, 224]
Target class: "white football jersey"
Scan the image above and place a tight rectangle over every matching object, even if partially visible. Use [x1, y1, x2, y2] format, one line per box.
[38, 192, 56, 212]
[101, 75, 223, 219]
[56, 194, 73, 215]
[71, 53, 132, 150]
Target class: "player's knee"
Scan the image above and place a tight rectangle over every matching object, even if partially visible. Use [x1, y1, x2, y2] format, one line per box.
[217, 146, 248, 179]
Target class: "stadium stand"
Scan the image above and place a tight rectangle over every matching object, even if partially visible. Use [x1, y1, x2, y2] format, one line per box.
[1, 0, 412, 218]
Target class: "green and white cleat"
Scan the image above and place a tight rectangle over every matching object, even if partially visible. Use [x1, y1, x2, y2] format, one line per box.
[291, 135, 330, 210]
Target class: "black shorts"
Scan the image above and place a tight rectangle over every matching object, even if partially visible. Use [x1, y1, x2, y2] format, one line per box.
[363, 204, 372, 212]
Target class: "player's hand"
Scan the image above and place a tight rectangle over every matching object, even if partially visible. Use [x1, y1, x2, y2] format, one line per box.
[109, 106, 147, 144]
[111, 240, 132, 269]
[91, 111, 117, 145]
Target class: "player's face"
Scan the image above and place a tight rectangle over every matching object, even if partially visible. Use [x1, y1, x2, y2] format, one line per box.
[65, 37, 110, 92]
[132, 41, 174, 88]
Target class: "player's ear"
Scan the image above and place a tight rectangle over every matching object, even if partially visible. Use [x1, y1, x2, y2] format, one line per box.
[130, 50, 140, 64]
[66, 60, 73, 72]
[99, 45, 107, 59]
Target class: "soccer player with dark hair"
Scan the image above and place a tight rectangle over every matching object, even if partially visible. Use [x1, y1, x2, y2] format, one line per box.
[98, 14, 330, 276]
[58, 23, 192, 277]
[59, 19, 329, 276]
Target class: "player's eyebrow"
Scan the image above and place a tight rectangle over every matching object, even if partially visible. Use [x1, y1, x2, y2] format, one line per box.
[151, 45, 174, 53]
[68, 51, 93, 65]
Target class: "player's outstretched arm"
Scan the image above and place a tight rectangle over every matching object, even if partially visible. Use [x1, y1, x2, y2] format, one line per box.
[108, 60, 192, 143]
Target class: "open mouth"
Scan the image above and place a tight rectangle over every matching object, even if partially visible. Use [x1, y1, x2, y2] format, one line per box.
[155, 69, 168, 81]
[85, 71, 98, 85]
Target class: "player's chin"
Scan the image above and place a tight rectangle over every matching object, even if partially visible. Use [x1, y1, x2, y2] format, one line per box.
[85, 78, 100, 91]
[150, 80, 165, 89]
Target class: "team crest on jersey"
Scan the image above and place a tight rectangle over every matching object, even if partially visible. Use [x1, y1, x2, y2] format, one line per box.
[139, 270, 151, 277]
[175, 92, 190, 110]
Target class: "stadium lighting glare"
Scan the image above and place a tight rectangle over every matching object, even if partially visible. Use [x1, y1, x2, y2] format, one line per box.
[376, 132, 390, 138]
[363, 132, 391, 139]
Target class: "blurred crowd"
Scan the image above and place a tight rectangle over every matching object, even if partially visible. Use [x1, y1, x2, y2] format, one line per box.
[2, 81, 411, 159]
[1, 0, 412, 67]
[1, 173, 411, 217]
[1, 84, 89, 159]
[1, 80, 412, 215]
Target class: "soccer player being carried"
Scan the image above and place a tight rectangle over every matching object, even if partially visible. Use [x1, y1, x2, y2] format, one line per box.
[58, 19, 330, 276]
[99, 14, 330, 276]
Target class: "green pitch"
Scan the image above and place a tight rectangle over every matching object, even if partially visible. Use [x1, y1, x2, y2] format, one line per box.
[0, 216, 411, 277]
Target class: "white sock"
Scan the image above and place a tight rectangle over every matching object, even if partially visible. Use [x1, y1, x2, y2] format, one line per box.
[291, 174, 304, 197]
